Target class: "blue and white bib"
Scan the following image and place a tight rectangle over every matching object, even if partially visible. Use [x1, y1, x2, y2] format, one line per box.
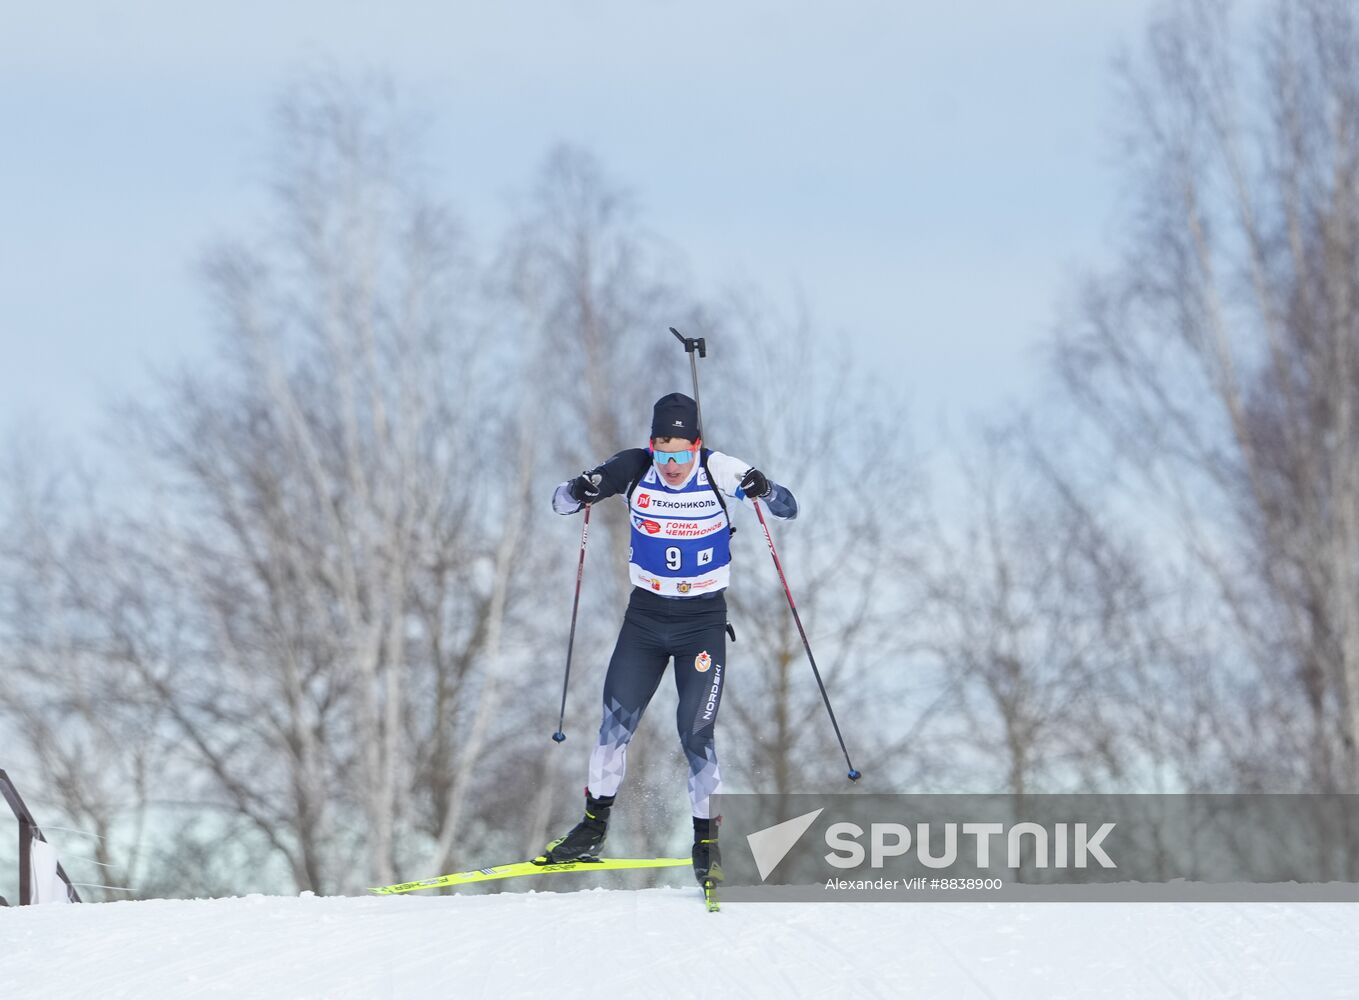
[628, 458, 732, 597]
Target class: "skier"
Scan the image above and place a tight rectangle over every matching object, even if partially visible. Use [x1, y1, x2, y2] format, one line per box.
[542, 392, 799, 888]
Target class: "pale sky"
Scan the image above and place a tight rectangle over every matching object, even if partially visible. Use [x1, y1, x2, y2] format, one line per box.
[1, 1, 1162, 445]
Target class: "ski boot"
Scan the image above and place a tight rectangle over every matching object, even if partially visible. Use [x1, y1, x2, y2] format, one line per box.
[539, 791, 615, 863]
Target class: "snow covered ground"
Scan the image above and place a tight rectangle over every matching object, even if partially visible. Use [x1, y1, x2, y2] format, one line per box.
[3, 886, 1357, 999]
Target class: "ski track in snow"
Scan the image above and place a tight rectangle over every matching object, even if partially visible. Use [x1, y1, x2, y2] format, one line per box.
[2, 887, 1357, 999]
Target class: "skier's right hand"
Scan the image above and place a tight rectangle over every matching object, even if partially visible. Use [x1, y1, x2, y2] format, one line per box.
[569, 472, 604, 504]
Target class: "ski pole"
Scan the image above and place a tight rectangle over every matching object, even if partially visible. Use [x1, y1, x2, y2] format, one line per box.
[752, 500, 862, 781]
[669, 326, 860, 782]
[670, 327, 706, 432]
[552, 503, 591, 742]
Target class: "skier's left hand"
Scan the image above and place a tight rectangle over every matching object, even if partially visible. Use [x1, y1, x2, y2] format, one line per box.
[739, 468, 771, 499]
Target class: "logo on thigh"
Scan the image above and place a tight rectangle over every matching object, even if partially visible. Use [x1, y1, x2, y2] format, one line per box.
[695, 651, 712, 672]
[701, 663, 724, 723]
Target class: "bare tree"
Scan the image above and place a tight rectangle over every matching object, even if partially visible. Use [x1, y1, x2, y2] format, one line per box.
[100, 76, 544, 892]
[917, 424, 1199, 795]
[1055, 0, 1359, 790]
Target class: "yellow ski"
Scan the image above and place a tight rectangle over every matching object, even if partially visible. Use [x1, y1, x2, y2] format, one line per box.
[368, 857, 691, 895]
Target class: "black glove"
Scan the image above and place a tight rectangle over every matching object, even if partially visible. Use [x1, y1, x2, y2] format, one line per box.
[739, 468, 771, 499]
[569, 472, 603, 504]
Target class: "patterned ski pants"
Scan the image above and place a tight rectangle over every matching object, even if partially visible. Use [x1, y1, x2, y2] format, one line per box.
[588, 589, 728, 819]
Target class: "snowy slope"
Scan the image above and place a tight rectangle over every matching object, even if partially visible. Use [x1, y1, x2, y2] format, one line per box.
[2, 886, 1357, 999]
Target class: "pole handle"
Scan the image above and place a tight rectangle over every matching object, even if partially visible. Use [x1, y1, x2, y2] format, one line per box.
[669, 327, 706, 358]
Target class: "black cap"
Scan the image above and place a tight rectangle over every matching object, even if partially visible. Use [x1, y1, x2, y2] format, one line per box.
[651, 392, 700, 441]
